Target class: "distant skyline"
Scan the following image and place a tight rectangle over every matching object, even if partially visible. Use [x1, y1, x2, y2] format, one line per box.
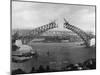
[12, 1, 95, 34]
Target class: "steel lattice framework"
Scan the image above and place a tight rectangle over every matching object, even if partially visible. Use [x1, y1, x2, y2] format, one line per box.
[14, 20, 93, 47]
[63, 18, 92, 47]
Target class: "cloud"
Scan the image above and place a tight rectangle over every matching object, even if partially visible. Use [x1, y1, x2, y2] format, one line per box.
[12, 1, 95, 33]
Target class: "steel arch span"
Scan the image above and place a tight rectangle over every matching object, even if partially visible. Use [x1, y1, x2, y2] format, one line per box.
[63, 18, 92, 47]
[14, 19, 93, 47]
[19, 21, 58, 43]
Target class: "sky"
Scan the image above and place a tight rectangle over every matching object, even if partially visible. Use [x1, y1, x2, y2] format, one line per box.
[12, 1, 95, 34]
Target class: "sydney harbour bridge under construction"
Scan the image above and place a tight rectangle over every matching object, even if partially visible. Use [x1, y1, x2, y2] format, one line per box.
[13, 18, 95, 47]
[12, 18, 96, 73]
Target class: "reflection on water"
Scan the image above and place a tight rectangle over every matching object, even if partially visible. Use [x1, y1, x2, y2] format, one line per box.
[12, 42, 96, 73]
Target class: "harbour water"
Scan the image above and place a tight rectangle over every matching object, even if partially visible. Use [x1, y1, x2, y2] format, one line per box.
[12, 42, 96, 73]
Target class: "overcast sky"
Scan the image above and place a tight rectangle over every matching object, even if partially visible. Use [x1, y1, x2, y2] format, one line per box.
[12, 1, 95, 33]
